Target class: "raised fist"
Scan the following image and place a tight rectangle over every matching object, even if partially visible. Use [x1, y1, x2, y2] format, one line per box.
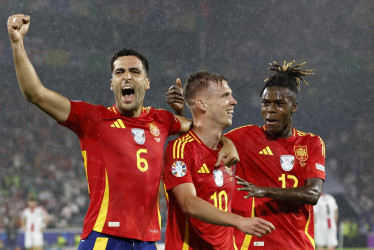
[7, 14, 31, 43]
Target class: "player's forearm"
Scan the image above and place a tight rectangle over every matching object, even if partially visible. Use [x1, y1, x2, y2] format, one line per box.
[183, 195, 240, 228]
[263, 185, 321, 205]
[175, 115, 193, 133]
[11, 40, 45, 103]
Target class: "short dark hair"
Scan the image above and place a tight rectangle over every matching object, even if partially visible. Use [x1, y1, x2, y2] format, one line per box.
[184, 71, 227, 106]
[110, 48, 149, 74]
[260, 60, 314, 97]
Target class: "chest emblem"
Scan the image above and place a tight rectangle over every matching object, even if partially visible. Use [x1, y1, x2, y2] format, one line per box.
[148, 122, 160, 137]
[172, 161, 187, 177]
[131, 128, 145, 145]
[294, 145, 308, 162]
[213, 170, 224, 187]
[280, 155, 295, 171]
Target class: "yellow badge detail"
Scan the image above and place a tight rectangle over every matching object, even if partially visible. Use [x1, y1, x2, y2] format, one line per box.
[110, 119, 126, 129]
[259, 146, 273, 155]
[149, 122, 160, 136]
[197, 163, 210, 174]
[294, 145, 308, 162]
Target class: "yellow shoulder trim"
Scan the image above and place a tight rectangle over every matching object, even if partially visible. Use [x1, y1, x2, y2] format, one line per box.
[173, 133, 195, 159]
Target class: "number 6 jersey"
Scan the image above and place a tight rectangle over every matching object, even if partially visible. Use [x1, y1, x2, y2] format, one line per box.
[163, 130, 236, 250]
[60, 101, 181, 241]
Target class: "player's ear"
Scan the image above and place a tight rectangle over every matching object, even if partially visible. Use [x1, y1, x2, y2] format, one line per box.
[291, 102, 298, 113]
[110, 79, 113, 91]
[197, 99, 207, 112]
[144, 78, 150, 90]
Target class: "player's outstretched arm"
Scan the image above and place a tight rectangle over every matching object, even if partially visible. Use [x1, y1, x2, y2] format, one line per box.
[7, 14, 70, 123]
[236, 176, 323, 205]
[172, 183, 275, 237]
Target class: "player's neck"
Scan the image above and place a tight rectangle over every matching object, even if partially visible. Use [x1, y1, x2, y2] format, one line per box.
[192, 124, 222, 150]
[268, 124, 293, 139]
[117, 105, 143, 118]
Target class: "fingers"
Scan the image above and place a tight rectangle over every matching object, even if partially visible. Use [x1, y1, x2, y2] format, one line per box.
[257, 218, 275, 230]
[250, 219, 275, 237]
[215, 155, 223, 167]
[8, 14, 30, 29]
[176, 78, 182, 89]
[235, 175, 245, 182]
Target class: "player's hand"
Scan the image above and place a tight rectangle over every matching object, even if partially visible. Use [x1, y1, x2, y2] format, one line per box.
[216, 136, 239, 167]
[166, 78, 184, 115]
[7, 14, 30, 43]
[237, 217, 275, 238]
[236, 176, 267, 198]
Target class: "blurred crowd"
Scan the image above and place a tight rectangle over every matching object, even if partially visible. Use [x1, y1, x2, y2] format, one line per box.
[1, 0, 373, 241]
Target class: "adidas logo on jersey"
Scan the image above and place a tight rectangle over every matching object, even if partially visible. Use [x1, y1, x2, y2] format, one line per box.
[197, 163, 210, 173]
[110, 119, 126, 129]
[259, 146, 273, 155]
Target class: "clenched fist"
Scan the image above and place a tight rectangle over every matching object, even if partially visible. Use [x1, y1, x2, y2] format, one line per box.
[7, 14, 30, 43]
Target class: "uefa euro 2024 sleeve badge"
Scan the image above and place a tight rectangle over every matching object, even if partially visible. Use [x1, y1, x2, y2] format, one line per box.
[172, 161, 187, 177]
[280, 155, 295, 171]
[131, 128, 145, 145]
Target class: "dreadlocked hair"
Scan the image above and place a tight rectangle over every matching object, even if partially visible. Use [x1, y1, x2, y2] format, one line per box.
[260, 60, 314, 96]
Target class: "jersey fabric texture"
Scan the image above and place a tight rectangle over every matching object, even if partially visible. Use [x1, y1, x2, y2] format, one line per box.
[163, 130, 236, 250]
[226, 125, 326, 250]
[60, 101, 181, 241]
[314, 193, 338, 247]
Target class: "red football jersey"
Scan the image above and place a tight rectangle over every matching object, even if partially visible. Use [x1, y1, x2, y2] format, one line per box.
[163, 130, 236, 250]
[60, 101, 181, 241]
[226, 125, 325, 250]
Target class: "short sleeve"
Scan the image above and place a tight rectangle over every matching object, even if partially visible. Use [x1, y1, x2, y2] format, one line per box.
[305, 136, 326, 181]
[163, 140, 193, 191]
[59, 100, 101, 137]
[155, 109, 181, 136]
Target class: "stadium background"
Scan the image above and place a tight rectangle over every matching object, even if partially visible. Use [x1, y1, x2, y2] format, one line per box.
[0, 0, 373, 249]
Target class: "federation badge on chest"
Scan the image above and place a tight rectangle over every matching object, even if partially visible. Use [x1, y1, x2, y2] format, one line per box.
[148, 122, 160, 137]
[280, 155, 295, 171]
[213, 170, 224, 187]
[294, 145, 308, 162]
[172, 161, 187, 177]
[131, 128, 145, 145]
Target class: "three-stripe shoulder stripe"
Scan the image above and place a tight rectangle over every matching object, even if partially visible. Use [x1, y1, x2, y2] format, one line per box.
[173, 134, 195, 159]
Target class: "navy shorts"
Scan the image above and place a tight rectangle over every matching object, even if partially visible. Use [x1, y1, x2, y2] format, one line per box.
[78, 231, 157, 250]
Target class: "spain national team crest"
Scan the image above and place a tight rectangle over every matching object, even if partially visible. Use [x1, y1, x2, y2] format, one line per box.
[213, 170, 224, 187]
[280, 155, 295, 171]
[294, 145, 308, 162]
[172, 161, 187, 177]
[148, 122, 160, 137]
[131, 128, 145, 145]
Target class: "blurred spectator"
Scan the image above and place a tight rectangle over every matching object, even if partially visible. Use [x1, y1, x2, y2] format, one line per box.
[20, 196, 50, 250]
[314, 193, 339, 250]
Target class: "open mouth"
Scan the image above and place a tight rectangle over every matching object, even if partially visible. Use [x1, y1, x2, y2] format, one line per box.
[122, 86, 135, 102]
[266, 118, 278, 124]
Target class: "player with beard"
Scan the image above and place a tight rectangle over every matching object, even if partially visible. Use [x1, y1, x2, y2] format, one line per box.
[7, 14, 238, 250]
